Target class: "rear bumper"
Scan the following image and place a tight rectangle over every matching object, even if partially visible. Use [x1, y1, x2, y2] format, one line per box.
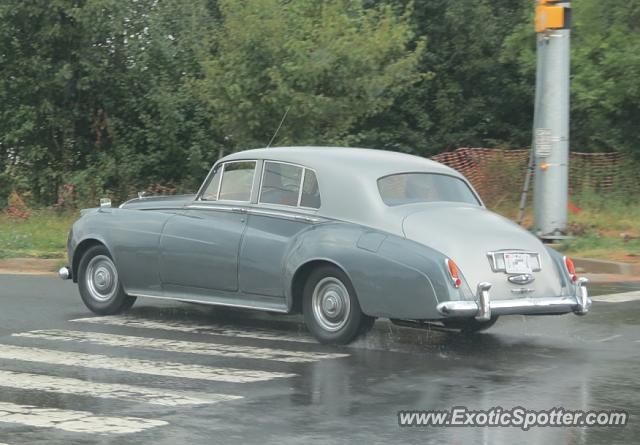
[436, 278, 591, 320]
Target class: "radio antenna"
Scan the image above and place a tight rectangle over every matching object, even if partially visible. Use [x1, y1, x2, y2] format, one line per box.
[266, 106, 291, 148]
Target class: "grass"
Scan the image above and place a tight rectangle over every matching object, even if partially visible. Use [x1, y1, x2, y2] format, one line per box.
[0, 194, 638, 263]
[494, 193, 640, 263]
[555, 195, 640, 262]
[0, 211, 78, 260]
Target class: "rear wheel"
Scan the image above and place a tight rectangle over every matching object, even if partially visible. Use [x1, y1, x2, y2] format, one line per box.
[302, 265, 374, 344]
[78, 245, 136, 315]
[443, 316, 499, 333]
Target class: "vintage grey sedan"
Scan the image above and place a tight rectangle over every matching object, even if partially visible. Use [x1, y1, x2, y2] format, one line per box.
[60, 147, 591, 344]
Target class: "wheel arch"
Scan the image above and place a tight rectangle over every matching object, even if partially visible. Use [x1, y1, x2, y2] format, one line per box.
[289, 258, 353, 314]
[71, 238, 110, 283]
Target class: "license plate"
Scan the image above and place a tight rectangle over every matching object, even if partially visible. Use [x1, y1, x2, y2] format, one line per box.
[504, 253, 532, 274]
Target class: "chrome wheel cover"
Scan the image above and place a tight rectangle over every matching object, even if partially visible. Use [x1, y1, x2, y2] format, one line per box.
[311, 277, 351, 332]
[85, 255, 118, 302]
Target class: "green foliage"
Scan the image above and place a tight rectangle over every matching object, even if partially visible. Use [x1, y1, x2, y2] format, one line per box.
[571, 0, 640, 155]
[1, 0, 639, 206]
[0, 0, 217, 205]
[553, 191, 640, 261]
[193, 0, 425, 149]
[0, 210, 78, 259]
[359, 0, 535, 155]
[502, 0, 640, 156]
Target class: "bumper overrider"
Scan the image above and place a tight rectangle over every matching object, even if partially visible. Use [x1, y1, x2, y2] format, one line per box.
[437, 278, 591, 321]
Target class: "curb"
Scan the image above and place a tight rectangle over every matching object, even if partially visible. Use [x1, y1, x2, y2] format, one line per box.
[574, 258, 640, 276]
[0, 258, 62, 277]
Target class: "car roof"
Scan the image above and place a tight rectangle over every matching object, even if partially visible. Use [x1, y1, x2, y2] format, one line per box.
[217, 146, 474, 234]
[221, 146, 459, 179]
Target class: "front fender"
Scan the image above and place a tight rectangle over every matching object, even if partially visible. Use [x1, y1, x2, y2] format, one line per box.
[68, 207, 173, 293]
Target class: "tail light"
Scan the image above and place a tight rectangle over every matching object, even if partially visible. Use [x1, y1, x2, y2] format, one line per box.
[446, 259, 462, 288]
[563, 256, 578, 283]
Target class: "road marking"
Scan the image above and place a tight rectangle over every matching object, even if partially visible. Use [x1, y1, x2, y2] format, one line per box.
[14, 329, 347, 363]
[0, 370, 240, 406]
[592, 291, 640, 303]
[0, 345, 294, 383]
[70, 315, 316, 343]
[0, 401, 166, 434]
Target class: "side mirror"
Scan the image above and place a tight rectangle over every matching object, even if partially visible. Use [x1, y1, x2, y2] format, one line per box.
[100, 198, 112, 208]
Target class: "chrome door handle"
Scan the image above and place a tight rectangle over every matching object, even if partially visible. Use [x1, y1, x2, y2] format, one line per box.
[231, 207, 247, 214]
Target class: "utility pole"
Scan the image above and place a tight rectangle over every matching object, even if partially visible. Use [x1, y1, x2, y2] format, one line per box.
[532, 0, 571, 240]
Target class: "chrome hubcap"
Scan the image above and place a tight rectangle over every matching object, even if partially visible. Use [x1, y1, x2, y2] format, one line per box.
[85, 255, 118, 302]
[312, 277, 351, 332]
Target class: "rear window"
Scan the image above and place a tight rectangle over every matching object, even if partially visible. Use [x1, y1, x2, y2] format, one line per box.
[377, 173, 479, 206]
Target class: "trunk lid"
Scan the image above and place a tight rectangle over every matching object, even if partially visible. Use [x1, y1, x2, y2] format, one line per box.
[402, 203, 563, 300]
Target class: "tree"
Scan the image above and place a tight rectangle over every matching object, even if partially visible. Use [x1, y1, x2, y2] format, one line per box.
[361, 0, 534, 156]
[0, 0, 217, 205]
[502, 0, 640, 156]
[0, 0, 86, 204]
[193, 0, 426, 151]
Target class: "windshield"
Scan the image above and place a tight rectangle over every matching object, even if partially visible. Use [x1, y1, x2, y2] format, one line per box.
[377, 173, 480, 206]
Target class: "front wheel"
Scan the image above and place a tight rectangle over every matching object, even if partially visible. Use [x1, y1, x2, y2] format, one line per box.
[78, 245, 136, 315]
[302, 265, 374, 344]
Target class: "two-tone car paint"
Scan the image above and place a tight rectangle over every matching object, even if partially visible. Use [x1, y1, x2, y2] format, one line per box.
[65, 146, 589, 328]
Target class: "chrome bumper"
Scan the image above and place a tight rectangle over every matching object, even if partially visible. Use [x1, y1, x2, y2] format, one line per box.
[437, 278, 591, 320]
[58, 266, 71, 280]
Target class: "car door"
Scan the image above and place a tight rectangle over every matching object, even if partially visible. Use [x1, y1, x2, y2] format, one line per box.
[239, 161, 322, 297]
[159, 160, 257, 294]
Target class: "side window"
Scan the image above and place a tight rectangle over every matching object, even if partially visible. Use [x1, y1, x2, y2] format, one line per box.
[259, 162, 303, 206]
[300, 169, 321, 209]
[201, 165, 222, 200]
[218, 161, 256, 202]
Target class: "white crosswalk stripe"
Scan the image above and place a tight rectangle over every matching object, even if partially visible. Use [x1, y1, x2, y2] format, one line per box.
[0, 401, 166, 434]
[0, 314, 350, 437]
[13, 329, 347, 363]
[0, 370, 240, 406]
[0, 344, 295, 382]
[70, 315, 316, 343]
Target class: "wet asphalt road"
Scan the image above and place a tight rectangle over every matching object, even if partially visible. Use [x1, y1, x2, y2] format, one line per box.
[0, 275, 638, 445]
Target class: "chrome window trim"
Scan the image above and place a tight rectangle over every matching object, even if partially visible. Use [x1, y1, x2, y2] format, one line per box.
[187, 204, 247, 214]
[195, 162, 218, 200]
[187, 203, 320, 223]
[257, 160, 320, 210]
[201, 160, 257, 203]
[246, 207, 322, 223]
[376, 171, 483, 207]
[297, 168, 306, 207]
[216, 163, 224, 199]
[258, 160, 304, 206]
